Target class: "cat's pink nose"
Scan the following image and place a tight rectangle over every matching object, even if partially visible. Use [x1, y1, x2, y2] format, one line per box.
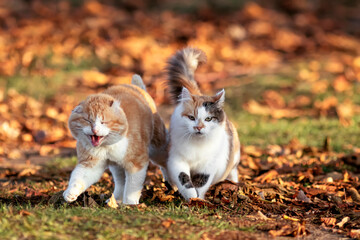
[92, 128, 98, 135]
[194, 126, 203, 131]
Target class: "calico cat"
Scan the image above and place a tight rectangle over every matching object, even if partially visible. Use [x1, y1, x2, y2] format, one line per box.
[157, 47, 240, 201]
[63, 75, 167, 205]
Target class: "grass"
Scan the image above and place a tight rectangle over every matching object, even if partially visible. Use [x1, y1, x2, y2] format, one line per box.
[224, 58, 360, 152]
[0, 203, 251, 240]
[228, 111, 360, 152]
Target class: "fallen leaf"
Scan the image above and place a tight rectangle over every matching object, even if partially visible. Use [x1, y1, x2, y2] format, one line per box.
[254, 170, 278, 183]
[348, 187, 360, 203]
[321, 217, 337, 227]
[350, 229, 360, 238]
[336, 217, 350, 228]
[161, 219, 176, 228]
[19, 210, 33, 216]
[107, 194, 119, 209]
[187, 198, 215, 209]
[283, 215, 300, 222]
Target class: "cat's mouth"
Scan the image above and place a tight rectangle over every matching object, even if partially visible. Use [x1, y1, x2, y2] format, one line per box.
[89, 135, 104, 147]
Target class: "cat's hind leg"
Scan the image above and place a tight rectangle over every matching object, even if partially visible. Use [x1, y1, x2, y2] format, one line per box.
[226, 167, 239, 183]
[109, 164, 125, 203]
[123, 161, 149, 205]
[63, 161, 106, 202]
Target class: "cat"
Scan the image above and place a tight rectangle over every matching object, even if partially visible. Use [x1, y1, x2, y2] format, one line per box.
[63, 74, 167, 205]
[155, 47, 240, 201]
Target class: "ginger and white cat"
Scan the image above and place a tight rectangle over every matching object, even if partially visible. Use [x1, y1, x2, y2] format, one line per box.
[154, 47, 240, 201]
[63, 75, 167, 205]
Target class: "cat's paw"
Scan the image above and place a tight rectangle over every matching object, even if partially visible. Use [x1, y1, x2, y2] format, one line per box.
[105, 198, 122, 204]
[181, 188, 198, 202]
[63, 183, 84, 202]
[123, 197, 139, 205]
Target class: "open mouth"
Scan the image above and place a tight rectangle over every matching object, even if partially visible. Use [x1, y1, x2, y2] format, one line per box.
[89, 135, 104, 147]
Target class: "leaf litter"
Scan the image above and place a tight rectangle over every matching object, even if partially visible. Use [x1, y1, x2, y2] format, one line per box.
[0, 0, 360, 239]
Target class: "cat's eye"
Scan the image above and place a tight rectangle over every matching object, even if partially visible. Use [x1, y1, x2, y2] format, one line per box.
[83, 118, 91, 123]
[101, 121, 108, 124]
[188, 115, 195, 121]
[205, 117, 213, 122]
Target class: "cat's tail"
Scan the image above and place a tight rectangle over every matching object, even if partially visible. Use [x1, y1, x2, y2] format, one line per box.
[166, 47, 207, 102]
[131, 74, 146, 91]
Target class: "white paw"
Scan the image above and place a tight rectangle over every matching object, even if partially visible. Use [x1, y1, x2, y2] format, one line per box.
[123, 197, 139, 205]
[181, 188, 198, 201]
[63, 183, 84, 203]
[105, 198, 122, 204]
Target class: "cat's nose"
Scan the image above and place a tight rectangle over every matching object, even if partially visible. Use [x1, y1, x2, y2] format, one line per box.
[91, 128, 98, 135]
[194, 126, 203, 131]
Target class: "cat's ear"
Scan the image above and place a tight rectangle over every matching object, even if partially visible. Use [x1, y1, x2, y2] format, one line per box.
[179, 87, 192, 102]
[110, 99, 121, 111]
[213, 89, 225, 106]
[72, 103, 83, 113]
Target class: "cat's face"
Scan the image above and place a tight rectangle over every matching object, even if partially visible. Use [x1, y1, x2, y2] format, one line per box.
[69, 94, 127, 147]
[179, 88, 225, 138]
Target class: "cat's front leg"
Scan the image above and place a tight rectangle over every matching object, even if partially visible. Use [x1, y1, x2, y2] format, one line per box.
[168, 157, 198, 201]
[109, 165, 125, 203]
[122, 161, 149, 205]
[192, 172, 214, 199]
[63, 161, 105, 203]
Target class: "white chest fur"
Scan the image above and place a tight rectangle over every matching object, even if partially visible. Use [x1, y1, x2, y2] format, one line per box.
[170, 118, 229, 183]
[84, 137, 129, 164]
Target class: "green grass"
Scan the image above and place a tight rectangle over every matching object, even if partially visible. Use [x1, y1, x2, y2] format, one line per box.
[0, 203, 251, 240]
[223, 59, 360, 152]
[0, 54, 103, 100]
[228, 111, 360, 152]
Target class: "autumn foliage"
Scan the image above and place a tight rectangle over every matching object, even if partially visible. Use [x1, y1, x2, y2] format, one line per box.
[1, 0, 360, 238]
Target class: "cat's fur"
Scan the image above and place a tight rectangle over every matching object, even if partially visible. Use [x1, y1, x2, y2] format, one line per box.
[155, 47, 240, 201]
[63, 75, 167, 205]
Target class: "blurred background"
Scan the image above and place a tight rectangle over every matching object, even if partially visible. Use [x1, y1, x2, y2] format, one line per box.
[0, 0, 360, 163]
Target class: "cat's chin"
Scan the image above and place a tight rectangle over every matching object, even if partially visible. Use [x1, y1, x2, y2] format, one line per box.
[191, 132, 207, 139]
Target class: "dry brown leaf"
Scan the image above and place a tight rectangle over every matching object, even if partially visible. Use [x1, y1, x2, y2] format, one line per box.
[161, 219, 176, 228]
[82, 70, 109, 87]
[333, 75, 351, 92]
[321, 217, 337, 227]
[348, 187, 360, 203]
[243, 145, 262, 157]
[336, 217, 350, 228]
[19, 210, 33, 216]
[107, 194, 119, 209]
[18, 168, 37, 177]
[350, 229, 360, 238]
[254, 170, 278, 183]
[269, 222, 308, 237]
[187, 198, 215, 209]
[337, 100, 354, 126]
[283, 215, 300, 222]
[263, 90, 285, 109]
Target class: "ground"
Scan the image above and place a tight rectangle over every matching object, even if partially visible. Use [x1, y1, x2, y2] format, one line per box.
[0, 0, 360, 239]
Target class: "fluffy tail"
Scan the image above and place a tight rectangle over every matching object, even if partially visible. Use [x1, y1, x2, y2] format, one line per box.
[166, 47, 207, 102]
[131, 74, 146, 91]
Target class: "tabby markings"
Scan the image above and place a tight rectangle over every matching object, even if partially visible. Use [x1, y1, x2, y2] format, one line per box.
[178, 172, 194, 189]
[191, 173, 210, 188]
